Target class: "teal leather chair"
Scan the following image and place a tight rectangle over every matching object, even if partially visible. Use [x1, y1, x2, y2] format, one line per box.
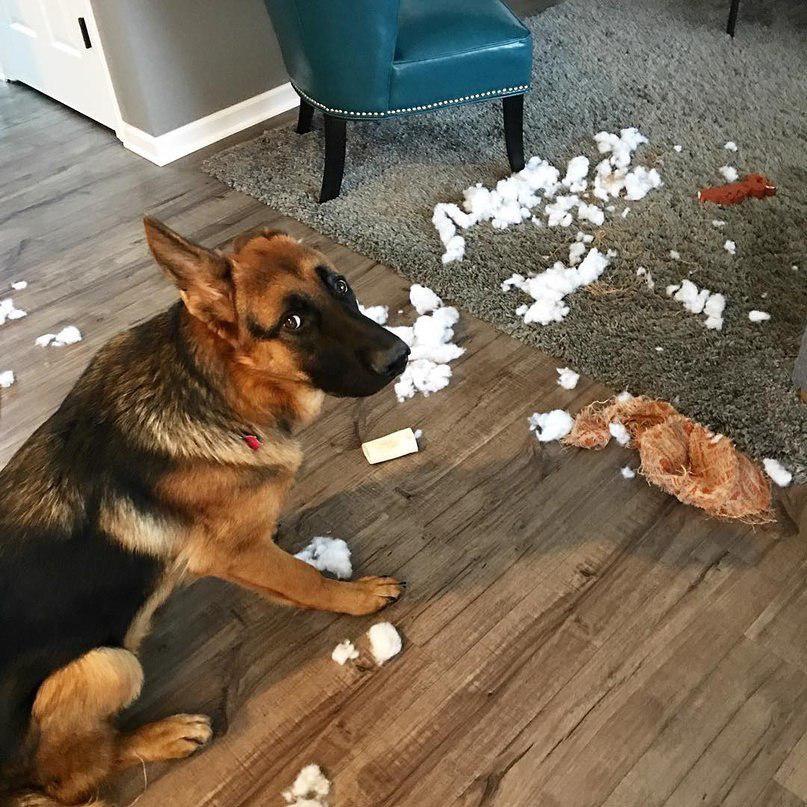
[263, 0, 533, 201]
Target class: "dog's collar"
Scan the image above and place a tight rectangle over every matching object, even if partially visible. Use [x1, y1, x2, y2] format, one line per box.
[241, 433, 263, 451]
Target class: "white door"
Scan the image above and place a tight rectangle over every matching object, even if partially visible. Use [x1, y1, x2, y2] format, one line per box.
[0, 0, 119, 129]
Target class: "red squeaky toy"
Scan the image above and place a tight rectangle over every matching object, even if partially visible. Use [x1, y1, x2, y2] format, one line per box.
[698, 173, 776, 206]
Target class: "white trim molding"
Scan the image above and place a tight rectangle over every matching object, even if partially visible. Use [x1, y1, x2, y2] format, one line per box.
[119, 82, 298, 166]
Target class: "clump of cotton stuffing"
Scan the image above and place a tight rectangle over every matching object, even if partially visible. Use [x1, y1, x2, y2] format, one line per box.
[556, 367, 580, 390]
[282, 764, 331, 807]
[295, 537, 352, 579]
[528, 409, 574, 442]
[367, 622, 403, 665]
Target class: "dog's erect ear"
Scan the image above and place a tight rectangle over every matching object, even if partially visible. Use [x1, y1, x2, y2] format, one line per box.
[230, 226, 288, 254]
[144, 217, 235, 333]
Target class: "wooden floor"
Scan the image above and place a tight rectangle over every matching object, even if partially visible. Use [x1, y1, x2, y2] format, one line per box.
[2, 43, 807, 807]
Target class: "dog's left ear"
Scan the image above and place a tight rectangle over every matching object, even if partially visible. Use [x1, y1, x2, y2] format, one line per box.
[144, 217, 235, 335]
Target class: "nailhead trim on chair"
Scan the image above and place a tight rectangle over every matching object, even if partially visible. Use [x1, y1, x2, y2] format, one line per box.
[293, 83, 530, 118]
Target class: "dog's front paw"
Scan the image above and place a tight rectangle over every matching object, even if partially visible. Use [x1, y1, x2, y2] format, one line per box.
[141, 714, 213, 760]
[344, 576, 404, 615]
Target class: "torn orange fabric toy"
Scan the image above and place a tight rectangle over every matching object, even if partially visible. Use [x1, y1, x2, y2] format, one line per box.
[564, 396, 773, 523]
[698, 173, 776, 206]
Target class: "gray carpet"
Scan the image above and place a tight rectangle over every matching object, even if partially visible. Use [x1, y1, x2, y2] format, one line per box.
[203, 0, 807, 482]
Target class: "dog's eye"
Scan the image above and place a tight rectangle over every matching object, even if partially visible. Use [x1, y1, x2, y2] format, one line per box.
[334, 277, 349, 295]
[283, 313, 303, 331]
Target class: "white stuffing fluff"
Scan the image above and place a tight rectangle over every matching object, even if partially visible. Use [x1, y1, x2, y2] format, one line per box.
[0, 297, 27, 326]
[35, 325, 82, 347]
[0, 370, 15, 389]
[719, 165, 739, 182]
[562, 155, 590, 193]
[282, 764, 331, 806]
[568, 241, 587, 266]
[655, 346, 664, 352]
[434, 130, 660, 262]
[10, 280, 27, 290]
[528, 409, 574, 443]
[545, 194, 579, 228]
[295, 537, 352, 580]
[724, 240, 737, 255]
[724, 141, 738, 151]
[362, 285, 464, 402]
[621, 465, 636, 479]
[668, 280, 726, 330]
[609, 421, 631, 446]
[367, 622, 402, 665]
[624, 166, 662, 200]
[636, 266, 655, 290]
[413, 428, 423, 441]
[674, 144, 683, 153]
[712, 219, 726, 228]
[358, 303, 389, 325]
[502, 247, 610, 326]
[616, 390, 634, 402]
[621, 207, 630, 218]
[331, 640, 359, 665]
[556, 367, 580, 390]
[393, 301, 464, 402]
[669, 250, 681, 260]
[748, 310, 771, 322]
[763, 458, 792, 488]
[702, 293, 726, 330]
[409, 283, 442, 315]
[577, 201, 604, 226]
[594, 127, 648, 168]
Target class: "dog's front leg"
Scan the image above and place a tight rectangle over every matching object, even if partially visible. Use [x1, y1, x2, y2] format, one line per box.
[194, 537, 403, 616]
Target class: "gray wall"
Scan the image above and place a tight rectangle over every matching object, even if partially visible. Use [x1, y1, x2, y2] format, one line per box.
[91, 0, 288, 136]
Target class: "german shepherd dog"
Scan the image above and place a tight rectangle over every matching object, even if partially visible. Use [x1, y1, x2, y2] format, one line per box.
[0, 219, 409, 805]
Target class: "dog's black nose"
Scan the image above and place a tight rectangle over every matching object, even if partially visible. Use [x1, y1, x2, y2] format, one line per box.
[370, 341, 410, 377]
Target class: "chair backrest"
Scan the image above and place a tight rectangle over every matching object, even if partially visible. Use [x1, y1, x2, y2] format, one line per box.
[263, 0, 401, 114]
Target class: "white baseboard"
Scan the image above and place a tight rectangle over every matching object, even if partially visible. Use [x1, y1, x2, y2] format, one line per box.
[118, 82, 298, 166]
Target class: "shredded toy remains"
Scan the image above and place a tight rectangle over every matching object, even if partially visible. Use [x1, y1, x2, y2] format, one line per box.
[0, 297, 27, 326]
[564, 396, 773, 522]
[10, 280, 27, 290]
[294, 537, 352, 580]
[35, 325, 82, 347]
[361, 428, 419, 465]
[748, 310, 771, 322]
[556, 367, 580, 390]
[719, 165, 739, 183]
[528, 409, 574, 443]
[433, 128, 662, 265]
[0, 370, 14, 389]
[502, 247, 610, 326]
[621, 465, 636, 479]
[763, 458, 792, 488]
[698, 173, 776, 206]
[666, 279, 726, 330]
[367, 622, 403, 666]
[609, 421, 631, 446]
[282, 764, 331, 807]
[360, 283, 465, 402]
[331, 640, 359, 665]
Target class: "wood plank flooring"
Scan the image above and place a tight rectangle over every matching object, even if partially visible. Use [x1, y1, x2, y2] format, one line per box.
[1, 28, 806, 807]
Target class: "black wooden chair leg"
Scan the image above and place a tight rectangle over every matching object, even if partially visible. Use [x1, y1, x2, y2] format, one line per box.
[726, 0, 741, 36]
[319, 114, 346, 203]
[503, 95, 525, 173]
[296, 97, 314, 134]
